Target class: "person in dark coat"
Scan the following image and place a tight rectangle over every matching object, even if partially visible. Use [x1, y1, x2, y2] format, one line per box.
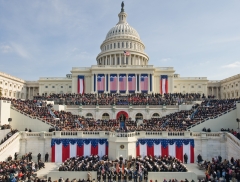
[97, 170, 101, 182]
[184, 153, 188, 164]
[45, 152, 49, 162]
[117, 171, 122, 182]
[107, 170, 111, 182]
[102, 171, 106, 182]
[128, 170, 133, 181]
[37, 153, 41, 162]
[112, 170, 117, 182]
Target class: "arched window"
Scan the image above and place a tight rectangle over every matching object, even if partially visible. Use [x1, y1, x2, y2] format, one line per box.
[135, 113, 143, 120]
[86, 113, 93, 118]
[102, 113, 110, 120]
[152, 113, 160, 118]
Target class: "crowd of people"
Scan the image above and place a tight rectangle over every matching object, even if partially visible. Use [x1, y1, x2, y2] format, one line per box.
[198, 155, 240, 182]
[1, 96, 239, 132]
[58, 155, 187, 181]
[33, 93, 204, 106]
[0, 152, 45, 182]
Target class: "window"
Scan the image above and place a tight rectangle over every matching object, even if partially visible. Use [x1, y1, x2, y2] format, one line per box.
[236, 84, 238, 87]
[183, 86, 185, 88]
[174, 86, 177, 88]
[52, 86, 55, 88]
[61, 86, 63, 88]
[5, 83, 7, 85]
[198, 86, 201, 88]
[10, 84, 11, 87]
[0, 81, 2, 84]
[107, 45, 109, 50]
[102, 113, 110, 120]
[232, 85, 233, 88]
[110, 44, 112, 49]
[136, 113, 143, 120]
[118, 43, 120, 48]
[126, 42, 128, 48]
[122, 42, 124, 48]
[86, 113, 93, 118]
[191, 86, 194, 88]
[152, 113, 160, 118]
[45, 86, 48, 88]
[69, 86, 71, 88]
[114, 43, 116, 49]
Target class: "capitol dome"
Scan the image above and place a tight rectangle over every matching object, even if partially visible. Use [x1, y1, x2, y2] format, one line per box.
[96, 3, 149, 66]
[105, 22, 140, 40]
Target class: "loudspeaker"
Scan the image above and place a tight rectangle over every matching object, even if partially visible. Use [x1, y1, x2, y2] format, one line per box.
[8, 118, 12, 122]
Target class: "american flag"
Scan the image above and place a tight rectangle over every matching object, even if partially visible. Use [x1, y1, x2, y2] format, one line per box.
[110, 75, 117, 92]
[140, 75, 148, 91]
[128, 74, 136, 92]
[97, 75, 105, 92]
[124, 51, 130, 56]
[119, 74, 127, 91]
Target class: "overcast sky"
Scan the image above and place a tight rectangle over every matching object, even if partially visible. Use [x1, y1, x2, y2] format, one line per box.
[0, 0, 240, 81]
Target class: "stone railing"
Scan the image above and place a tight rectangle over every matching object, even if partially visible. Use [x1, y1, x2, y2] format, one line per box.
[187, 106, 237, 129]
[226, 132, 240, 148]
[17, 131, 231, 141]
[0, 132, 19, 153]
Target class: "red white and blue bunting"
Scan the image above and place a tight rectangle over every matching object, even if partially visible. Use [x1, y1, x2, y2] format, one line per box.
[51, 139, 108, 163]
[136, 139, 194, 163]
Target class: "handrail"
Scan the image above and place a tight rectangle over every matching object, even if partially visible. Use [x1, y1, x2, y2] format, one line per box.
[0, 132, 19, 153]
[226, 133, 240, 148]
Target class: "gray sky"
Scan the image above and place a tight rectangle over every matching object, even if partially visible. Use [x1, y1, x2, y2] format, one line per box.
[0, 0, 240, 81]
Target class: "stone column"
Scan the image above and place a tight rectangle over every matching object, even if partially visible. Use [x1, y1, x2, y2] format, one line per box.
[96, 74, 98, 93]
[108, 74, 110, 93]
[124, 55, 126, 65]
[152, 74, 154, 93]
[115, 54, 117, 65]
[91, 74, 94, 93]
[216, 87, 219, 99]
[126, 73, 128, 94]
[32, 87, 34, 98]
[212, 87, 213, 96]
[148, 74, 150, 93]
[110, 55, 112, 65]
[139, 74, 141, 92]
[105, 74, 107, 92]
[129, 54, 131, 65]
[28, 87, 30, 99]
[105, 56, 107, 65]
[117, 74, 119, 93]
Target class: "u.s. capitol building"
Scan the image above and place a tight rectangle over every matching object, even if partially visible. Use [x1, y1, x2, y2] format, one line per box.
[0, 4, 240, 100]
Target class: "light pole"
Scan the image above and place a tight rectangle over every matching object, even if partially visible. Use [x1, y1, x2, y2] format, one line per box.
[236, 118, 240, 133]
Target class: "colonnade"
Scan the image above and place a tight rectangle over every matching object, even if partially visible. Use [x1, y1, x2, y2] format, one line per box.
[97, 54, 148, 66]
[91, 73, 154, 93]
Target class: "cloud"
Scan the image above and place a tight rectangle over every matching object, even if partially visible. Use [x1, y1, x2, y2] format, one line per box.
[160, 58, 171, 62]
[209, 36, 240, 44]
[10, 43, 31, 59]
[222, 61, 240, 68]
[0, 45, 12, 53]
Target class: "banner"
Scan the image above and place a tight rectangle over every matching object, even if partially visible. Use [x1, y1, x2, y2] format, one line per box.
[140, 74, 148, 92]
[110, 74, 117, 93]
[97, 74, 105, 93]
[119, 74, 127, 93]
[160, 75, 168, 94]
[51, 139, 108, 162]
[128, 74, 136, 93]
[136, 139, 194, 163]
[77, 75, 84, 94]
